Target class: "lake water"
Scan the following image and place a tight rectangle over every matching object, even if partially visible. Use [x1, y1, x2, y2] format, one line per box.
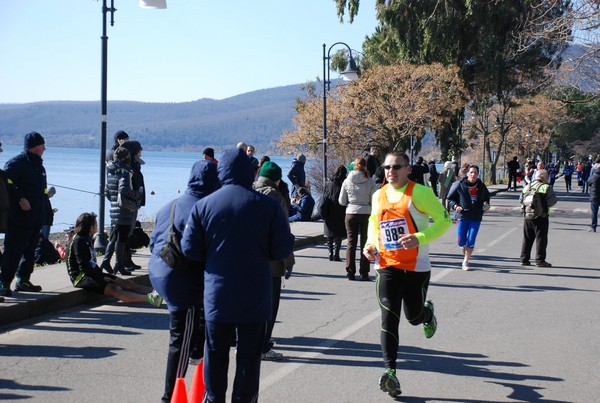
[1, 145, 296, 232]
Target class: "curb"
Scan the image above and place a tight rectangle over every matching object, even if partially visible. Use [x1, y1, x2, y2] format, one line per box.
[0, 235, 324, 328]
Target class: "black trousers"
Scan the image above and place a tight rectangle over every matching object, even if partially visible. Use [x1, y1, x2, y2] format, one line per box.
[0, 225, 41, 286]
[263, 276, 282, 353]
[162, 305, 205, 403]
[520, 217, 549, 263]
[376, 268, 432, 370]
[344, 213, 370, 276]
[204, 321, 266, 403]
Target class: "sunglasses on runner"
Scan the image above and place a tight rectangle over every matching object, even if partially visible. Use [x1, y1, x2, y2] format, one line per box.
[383, 164, 407, 170]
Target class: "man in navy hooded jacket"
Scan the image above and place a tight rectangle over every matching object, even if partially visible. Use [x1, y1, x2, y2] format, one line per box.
[148, 159, 220, 403]
[182, 148, 294, 403]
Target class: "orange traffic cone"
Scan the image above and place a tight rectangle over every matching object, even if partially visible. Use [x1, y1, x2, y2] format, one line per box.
[188, 360, 205, 403]
[170, 377, 188, 403]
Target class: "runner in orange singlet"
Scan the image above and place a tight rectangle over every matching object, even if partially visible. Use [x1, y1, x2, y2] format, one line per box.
[363, 152, 452, 397]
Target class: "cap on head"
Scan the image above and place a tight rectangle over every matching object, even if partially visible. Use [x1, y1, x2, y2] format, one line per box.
[114, 130, 129, 141]
[259, 161, 282, 181]
[297, 154, 306, 163]
[203, 147, 215, 159]
[24, 131, 45, 149]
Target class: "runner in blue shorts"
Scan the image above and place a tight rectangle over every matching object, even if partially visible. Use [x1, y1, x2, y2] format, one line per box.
[446, 165, 491, 271]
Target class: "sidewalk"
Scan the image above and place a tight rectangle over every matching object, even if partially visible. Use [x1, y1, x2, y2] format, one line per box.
[0, 184, 513, 328]
[0, 221, 326, 327]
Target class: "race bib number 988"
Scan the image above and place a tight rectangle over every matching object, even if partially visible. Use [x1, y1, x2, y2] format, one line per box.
[380, 218, 409, 251]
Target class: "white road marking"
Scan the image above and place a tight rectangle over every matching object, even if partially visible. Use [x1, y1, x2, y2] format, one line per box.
[260, 266, 456, 391]
[477, 226, 517, 253]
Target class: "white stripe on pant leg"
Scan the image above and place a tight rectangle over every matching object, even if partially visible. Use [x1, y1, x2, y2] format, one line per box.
[176, 306, 196, 378]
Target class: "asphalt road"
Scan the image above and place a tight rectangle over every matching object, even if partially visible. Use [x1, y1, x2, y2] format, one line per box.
[0, 180, 598, 402]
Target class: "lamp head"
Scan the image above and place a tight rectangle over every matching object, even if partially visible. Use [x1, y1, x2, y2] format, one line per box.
[341, 55, 359, 81]
[139, 0, 167, 9]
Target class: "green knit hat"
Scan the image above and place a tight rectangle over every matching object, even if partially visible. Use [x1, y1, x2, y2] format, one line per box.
[259, 161, 282, 181]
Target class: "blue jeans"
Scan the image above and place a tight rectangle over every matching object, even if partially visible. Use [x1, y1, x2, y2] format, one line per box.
[456, 219, 482, 249]
[591, 200, 599, 230]
[203, 321, 266, 403]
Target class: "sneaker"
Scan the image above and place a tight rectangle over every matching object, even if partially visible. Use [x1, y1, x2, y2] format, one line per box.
[423, 300, 437, 339]
[262, 349, 283, 361]
[379, 368, 401, 397]
[462, 259, 470, 271]
[14, 280, 42, 292]
[361, 274, 371, 281]
[520, 260, 531, 266]
[460, 245, 466, 255]
[347, 273, 356, 281]
[536, 261, 552, 268]
[147, 290, 163, 307]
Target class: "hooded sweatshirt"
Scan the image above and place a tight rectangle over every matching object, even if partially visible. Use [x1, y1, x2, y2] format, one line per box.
[338, 170, 377, 215]
[148, 160, 220, 312]
[181, 148, 295, 323]
[121, 140, 146, 206]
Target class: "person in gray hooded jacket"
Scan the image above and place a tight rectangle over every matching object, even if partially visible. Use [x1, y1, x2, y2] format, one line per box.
[339, 156, 377, 281]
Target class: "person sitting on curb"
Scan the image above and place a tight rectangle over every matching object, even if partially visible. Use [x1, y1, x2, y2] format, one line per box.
[66, 212, 163, 307]
[289, 187, 315, 222]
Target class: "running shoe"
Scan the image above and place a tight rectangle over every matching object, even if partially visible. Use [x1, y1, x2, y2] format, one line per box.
[262, 349, 283, 361]
[379, 368, 402, 397]
[460, 245, 466, 255]
[147, 290, 163, 308]
[423, 300, 437, 338]
[462, 259, 470, 271]
[14, 280, 42, 292]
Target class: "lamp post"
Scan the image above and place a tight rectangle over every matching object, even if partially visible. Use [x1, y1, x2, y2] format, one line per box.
[322, 42, 359, 187]
[482, 117, 488, 183]
[95, 0, 166, 253]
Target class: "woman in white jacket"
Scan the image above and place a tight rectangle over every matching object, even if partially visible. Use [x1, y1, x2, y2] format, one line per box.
[339, 157, 377, 281]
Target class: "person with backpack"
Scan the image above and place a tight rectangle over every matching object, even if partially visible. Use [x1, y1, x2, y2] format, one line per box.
[587, 164, 600, 232]
[148, 159, 220, 403]
[519, 169, 557, 267]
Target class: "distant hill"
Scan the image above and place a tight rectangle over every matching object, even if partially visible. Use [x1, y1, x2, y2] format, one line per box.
[0, 84, 305, 153]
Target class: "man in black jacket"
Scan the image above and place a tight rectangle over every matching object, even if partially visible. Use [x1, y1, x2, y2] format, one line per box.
[507, 156, 520, 191]
[1, 132, 48, 296]
[408, 156, 430, 185]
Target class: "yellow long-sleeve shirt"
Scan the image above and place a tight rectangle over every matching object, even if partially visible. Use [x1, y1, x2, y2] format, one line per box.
[366, 182, 453, 272]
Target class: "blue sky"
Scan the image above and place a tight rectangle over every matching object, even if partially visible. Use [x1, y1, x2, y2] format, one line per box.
[0, 0, 378, 104]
